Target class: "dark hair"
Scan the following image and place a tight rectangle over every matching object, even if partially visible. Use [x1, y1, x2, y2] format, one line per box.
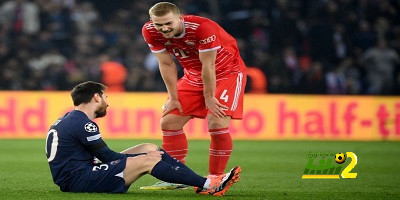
[70, 81, 107, 106]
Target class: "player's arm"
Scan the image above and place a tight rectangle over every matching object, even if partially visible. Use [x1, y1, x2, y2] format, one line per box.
[154, 51, 183, 116]
[199, 50, 228, 118]
[87, 140, 142, 162]
[78, 121, 140, 162]
[87, 140, 126, 162]
[155, 51, 178, 99]
[142, 25, 182, 115]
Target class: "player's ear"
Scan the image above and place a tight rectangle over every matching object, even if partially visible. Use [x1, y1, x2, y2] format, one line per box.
[93, 93, 101, 103]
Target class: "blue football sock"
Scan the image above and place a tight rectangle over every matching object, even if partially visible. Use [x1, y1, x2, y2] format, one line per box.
[158, 148, 191, 171]
[150, 160, 206, 187]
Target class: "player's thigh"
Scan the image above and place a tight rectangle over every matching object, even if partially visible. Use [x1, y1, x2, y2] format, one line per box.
[121, 143, 159, 154]
[207, 114, 231, 129]
[161, 114, 192, 130]
[168, 79, 208, 118]
[215, 72, 246, 119]
[69, 158, 128, 193]
[123, 155, 161, 185]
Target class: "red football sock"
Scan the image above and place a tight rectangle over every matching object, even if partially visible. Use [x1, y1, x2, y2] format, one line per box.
[209, 128, 232, 175]
[162, 129, 188, 164]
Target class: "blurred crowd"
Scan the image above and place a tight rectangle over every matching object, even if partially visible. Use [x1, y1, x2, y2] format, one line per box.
[0, 0, 399, 95]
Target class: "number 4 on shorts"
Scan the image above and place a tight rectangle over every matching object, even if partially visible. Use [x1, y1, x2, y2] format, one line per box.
[220, 89, 229, 103]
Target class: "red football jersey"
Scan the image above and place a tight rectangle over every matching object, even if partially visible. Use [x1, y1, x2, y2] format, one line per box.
[142, 15, 246, 87]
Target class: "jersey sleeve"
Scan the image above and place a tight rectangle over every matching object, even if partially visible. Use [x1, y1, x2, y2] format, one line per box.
[74, 120, 126, 162]
[142, 24, 166, 53]
[74, 120, 104, 146]
[196, 21, 221, 53]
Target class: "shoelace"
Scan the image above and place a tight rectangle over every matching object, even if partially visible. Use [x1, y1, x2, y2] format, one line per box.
[211, 175, 225, 192]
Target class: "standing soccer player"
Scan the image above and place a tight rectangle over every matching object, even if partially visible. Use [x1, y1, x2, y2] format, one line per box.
[45, 81, 241, 196]
[141, 2, 247, 190]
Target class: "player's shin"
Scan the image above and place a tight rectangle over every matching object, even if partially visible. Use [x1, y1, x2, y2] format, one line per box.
[162, 129, 188, 163]
[209, 128, 232, 175]
[150, 160, 206, 188]
[157, 147, 192, 171]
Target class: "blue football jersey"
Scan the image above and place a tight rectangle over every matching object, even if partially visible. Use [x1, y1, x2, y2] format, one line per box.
[45, 110, 105, 186]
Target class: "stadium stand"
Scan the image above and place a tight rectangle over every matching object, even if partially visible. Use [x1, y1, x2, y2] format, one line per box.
[0, 0, 399, 95]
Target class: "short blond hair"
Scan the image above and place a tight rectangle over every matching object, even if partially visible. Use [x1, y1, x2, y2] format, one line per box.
[149, 2, 180, 17]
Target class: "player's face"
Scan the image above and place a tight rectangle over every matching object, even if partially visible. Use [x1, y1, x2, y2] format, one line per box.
[95, 93, 109, 118]
[151, 12, 183, 38]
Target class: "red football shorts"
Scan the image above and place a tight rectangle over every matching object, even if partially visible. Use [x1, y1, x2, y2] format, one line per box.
[169, 70, 247, 119]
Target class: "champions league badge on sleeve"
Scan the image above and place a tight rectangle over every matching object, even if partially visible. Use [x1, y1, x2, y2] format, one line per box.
[84, 122, 98, 133]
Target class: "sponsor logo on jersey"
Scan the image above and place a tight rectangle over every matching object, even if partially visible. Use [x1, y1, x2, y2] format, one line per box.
[84, 122, 98, 133]
[110, 159, 121, 165]
[199, 35, 216, 44]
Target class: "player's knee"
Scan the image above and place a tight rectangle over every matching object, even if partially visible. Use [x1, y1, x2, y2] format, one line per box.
[160, 115, 190, 130]
[142, 155, 162, 172]
[207, 116, 231, 129]
[126, 155, 161, 173]
[160, 116, 178, 129]
[140, 143, 159, 152]
[160, 117, 170, 129]
[207, 120, 225, 129]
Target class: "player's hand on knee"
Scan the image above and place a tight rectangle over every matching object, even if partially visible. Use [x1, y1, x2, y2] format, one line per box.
[162, 99, 183, 117]
[146, 150, 163, 157]
[205, 97, 228, 118]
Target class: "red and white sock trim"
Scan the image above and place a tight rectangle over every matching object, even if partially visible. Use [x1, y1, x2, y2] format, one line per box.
[162, 129, 184, 136]
[209, 149, 232, 156]
[209, 128, 229, 135]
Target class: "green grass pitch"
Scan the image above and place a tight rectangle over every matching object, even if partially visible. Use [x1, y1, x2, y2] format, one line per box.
[0, 139, 399, 199]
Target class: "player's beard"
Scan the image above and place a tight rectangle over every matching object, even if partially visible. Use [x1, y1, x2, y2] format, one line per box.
[95, 101, 108, 118]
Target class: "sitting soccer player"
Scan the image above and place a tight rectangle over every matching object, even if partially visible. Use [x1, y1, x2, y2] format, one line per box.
[45, 81, 241, 196]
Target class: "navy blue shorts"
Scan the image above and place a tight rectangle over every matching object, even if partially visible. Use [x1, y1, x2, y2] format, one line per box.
[67, 157, 128, 193]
